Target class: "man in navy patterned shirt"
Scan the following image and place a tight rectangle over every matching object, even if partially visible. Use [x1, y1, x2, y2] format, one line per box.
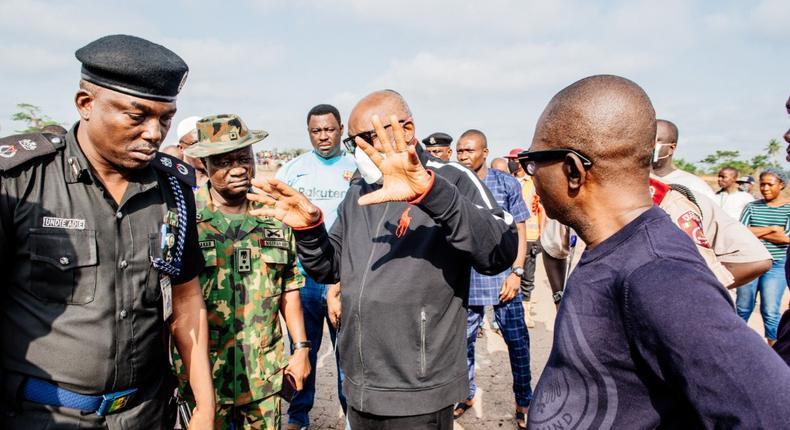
[455, 129, 532, 428]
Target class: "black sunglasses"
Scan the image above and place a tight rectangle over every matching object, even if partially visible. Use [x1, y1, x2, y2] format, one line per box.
[342, 120, 407, 152]
[517, 149, 593, 176]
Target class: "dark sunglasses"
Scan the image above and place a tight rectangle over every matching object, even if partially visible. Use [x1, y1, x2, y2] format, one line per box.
[517, 149, 593, 176]
[342, 120, 407, 152]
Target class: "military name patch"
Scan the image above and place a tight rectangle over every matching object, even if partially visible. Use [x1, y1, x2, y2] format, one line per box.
[42, 216, 86, 230]
[264, 228, 285, 240]
[199, 240, 216, 249]
[259, 239, 289, 249]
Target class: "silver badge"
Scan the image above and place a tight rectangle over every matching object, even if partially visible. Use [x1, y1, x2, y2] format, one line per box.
[160, 156, 173, 168]
[18, 139, 37, 151]
[0, 144, 17, 158]
[429, 137, 436, 144]
[177, 71, 189, 94]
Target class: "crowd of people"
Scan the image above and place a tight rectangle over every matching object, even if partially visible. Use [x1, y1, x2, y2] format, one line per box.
[1, 33, 790, 430]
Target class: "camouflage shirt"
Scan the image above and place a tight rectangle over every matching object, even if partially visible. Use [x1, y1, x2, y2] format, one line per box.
[175, 184, 303, 405]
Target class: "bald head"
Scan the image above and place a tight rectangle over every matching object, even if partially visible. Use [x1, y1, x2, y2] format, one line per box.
[491, 157, 509, 173]
[533, 74, 656, 183]
[656, 119, 678, 144]
[348, 90, 413, 136]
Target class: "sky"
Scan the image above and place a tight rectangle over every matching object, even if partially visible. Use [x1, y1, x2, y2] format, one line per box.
[0, 0, 787, 166]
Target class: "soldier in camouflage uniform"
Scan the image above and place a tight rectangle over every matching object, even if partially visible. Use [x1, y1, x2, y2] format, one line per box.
[175, 114, 311, 429]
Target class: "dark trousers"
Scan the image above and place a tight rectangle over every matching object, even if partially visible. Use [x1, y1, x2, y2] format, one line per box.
[521, 240, 542, 301]
[348, 406, 453, 430]
[287, 277, 346, 427]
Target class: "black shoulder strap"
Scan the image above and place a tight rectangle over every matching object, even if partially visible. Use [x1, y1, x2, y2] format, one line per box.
[0, 133, 63, 173]
[668, 183, 702, 214]
[150, 152, 196, 188]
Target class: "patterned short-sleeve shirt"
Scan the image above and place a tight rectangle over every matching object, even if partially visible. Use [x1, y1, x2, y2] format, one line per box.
[469, 168, 529, 305]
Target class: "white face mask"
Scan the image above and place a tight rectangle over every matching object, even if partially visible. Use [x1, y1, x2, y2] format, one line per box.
[354, 146, 383, 184]
[652, 143, 673, 163]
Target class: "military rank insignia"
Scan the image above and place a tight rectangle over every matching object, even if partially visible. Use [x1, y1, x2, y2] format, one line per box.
[236, 248, 251, 273]
[261, 228, 289, 249]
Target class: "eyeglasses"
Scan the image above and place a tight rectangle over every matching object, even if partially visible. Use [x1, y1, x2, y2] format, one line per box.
[517, 148, 593, 176]
[342, 120, 407, 153]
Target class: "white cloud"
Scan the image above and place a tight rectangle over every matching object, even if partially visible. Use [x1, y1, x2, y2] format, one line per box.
[371, 42, 658, 97]
[750, 0, 790, 38]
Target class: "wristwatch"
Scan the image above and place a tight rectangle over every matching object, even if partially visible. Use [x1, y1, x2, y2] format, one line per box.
[293, 340, 312, 350]
[552, 290, 564, 304]
[510, 266, 525, 278]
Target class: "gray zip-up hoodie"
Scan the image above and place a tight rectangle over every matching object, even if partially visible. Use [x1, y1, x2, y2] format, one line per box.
[294, 150, 517, 416]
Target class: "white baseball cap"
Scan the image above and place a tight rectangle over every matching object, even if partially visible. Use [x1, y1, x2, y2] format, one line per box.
[176, 116, 202, 140]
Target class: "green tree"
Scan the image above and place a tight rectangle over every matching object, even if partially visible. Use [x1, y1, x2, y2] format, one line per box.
[764, 138, 782, 166]
[699, 150, 750, 175]
[11, 103, 61, 133]
[673, 157, 699, 174]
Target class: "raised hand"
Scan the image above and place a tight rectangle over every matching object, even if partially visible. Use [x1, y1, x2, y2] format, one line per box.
[355, 114, 433, 206]
[247, 178, 322, 228]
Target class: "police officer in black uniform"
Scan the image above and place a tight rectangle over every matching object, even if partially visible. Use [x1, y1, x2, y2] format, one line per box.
[422, 132, 453, 161]
[0, 35, 215, 429]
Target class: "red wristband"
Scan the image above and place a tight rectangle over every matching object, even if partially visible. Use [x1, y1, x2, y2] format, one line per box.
[408, 170, 436, 205]
[292, 211, 324, 231]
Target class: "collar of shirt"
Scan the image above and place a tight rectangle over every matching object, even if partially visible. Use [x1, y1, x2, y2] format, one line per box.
[63, 124, 159, 198]
[195, 183, 279, 236]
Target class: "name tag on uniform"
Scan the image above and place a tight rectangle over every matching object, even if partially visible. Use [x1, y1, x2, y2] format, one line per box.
[160, 275, 173, 320]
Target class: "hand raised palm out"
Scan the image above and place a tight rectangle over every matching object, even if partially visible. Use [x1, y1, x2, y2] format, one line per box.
[247, 114, 433, 227]
[355, 114, 433, 206]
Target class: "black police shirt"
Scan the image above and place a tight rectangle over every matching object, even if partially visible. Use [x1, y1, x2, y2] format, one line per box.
[0, 124, 203, 393]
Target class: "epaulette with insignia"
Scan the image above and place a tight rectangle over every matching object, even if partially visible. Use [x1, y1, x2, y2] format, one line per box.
[0, 133, 63, 173]
[151, 152, 196, 187]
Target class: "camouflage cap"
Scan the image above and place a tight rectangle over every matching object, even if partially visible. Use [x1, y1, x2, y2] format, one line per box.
[184, 114, 268, 158]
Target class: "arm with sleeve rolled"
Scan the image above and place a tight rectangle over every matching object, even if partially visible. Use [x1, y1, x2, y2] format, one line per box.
[625, 259, 790, 425]
[700, 199, 771, 288]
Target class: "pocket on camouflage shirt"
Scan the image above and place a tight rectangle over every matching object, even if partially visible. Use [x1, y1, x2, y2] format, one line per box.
[258, 251, 288, 297]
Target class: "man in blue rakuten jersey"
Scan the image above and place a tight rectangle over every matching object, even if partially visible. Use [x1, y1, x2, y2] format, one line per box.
[277, 104, 356, 430]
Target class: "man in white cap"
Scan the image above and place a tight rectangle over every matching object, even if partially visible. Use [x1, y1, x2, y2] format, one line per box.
[177, 115, 208, 187]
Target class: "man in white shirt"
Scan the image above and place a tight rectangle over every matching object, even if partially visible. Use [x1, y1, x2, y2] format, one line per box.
[651, 119, 716, 200]
[716, 167, 754, 220]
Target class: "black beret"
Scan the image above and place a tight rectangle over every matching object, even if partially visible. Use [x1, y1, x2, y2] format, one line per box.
[422, 132, 453, 147]
[75, 34, 189, 102]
